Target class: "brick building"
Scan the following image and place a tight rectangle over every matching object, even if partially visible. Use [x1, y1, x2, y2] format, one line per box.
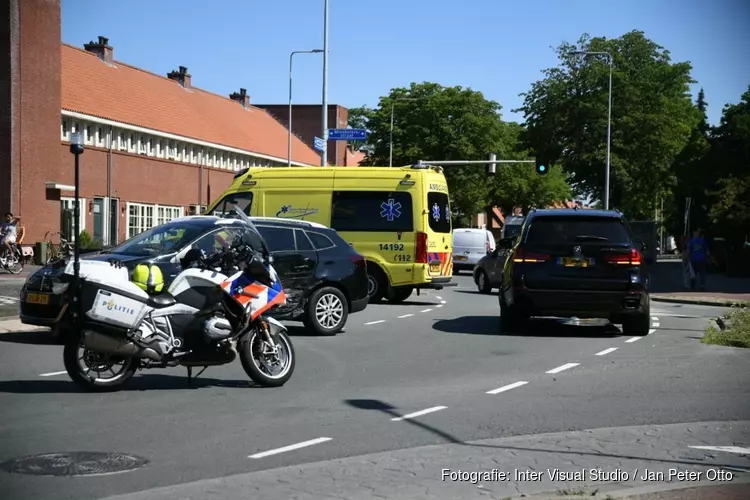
[1, 0, 332, 249]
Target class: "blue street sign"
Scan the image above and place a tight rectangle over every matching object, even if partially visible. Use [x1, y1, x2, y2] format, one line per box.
[313, 136, 325, 152]
[327, 128, 367, 141]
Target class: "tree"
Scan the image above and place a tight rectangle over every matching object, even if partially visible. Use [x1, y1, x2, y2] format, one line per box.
[515, 31, 698, 219]
[347, 106, 374, 152]
[706, 86, 750, 246]
[355, 82, 570, 222]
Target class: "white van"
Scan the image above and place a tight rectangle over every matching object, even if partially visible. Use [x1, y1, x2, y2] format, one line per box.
[452, 228, 495, 273]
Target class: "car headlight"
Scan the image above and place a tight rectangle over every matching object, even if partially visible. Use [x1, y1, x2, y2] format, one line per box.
[52, 282, 70, 294]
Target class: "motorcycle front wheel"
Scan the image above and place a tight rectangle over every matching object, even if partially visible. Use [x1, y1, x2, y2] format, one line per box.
[63, 334, 136, 392]
[239, 326, 295, 387]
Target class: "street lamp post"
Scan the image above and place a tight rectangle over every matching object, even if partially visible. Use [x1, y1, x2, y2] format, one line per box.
[288, 49, 323, 167]
[320, 0, 329, 167]
[69, 131, 84, 329]
[573, 50, 613, 210]
[389, 98, 419, 168]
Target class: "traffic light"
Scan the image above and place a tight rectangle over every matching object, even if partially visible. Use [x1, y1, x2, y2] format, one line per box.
[535, 158, 549, 175]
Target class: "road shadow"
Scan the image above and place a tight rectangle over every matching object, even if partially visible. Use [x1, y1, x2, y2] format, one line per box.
[369, 299, 442, 307]
[453, 289, 497, 296]
[343, 398, 750, 471]
[432, 315, 622, 338]
[0, 330, 58, 345]
[0, 373, 260, 394]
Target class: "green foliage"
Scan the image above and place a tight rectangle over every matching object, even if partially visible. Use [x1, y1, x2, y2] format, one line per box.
[514, 31, 698, 219]
[77, 230, 101, 249]
[352, 82, 571, 219]
[703, 305, 750, 348]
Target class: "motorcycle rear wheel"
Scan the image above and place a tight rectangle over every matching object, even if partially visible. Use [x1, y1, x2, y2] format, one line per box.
[63, 334, 136, 392]
[239, 327, 295, 387]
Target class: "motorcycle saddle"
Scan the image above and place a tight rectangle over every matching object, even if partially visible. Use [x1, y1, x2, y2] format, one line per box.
[147, 292, 177, 308]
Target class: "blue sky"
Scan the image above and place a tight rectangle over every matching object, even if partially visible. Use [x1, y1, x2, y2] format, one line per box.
[62, 0, 749, 126]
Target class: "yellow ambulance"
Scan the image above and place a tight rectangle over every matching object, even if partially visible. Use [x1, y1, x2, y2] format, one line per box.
[204, 164, 455, 303]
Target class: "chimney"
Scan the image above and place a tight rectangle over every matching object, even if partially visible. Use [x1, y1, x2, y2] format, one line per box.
[83, 36, 113, 64]
[167, 66, 191, 88]
[229, 88, 250, 107]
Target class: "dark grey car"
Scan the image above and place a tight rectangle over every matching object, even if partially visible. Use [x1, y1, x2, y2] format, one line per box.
[472, 236, 516, 293]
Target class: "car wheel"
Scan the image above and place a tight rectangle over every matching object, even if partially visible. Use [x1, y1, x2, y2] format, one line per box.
[304, 286, 348, 336]
[475, 270, 492, 294]
[386, 286, 413, 304]
[500, 293, 524, 333]
[366, 266, 387, 302]
[622, 295, 651, 336]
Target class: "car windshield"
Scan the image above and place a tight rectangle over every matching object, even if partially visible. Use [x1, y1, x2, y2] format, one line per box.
[526, 216, 630, 244]
[111, 222, 207, 256]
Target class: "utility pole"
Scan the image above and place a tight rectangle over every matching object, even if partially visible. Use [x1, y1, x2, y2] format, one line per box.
[320, 0, 329, 166]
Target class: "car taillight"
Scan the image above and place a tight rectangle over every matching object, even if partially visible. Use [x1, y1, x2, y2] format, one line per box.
[605, 248, 642, 266]
[349, 253, 366, 270]
[415, 232, 428, 263]
[512, 248, 550, 263]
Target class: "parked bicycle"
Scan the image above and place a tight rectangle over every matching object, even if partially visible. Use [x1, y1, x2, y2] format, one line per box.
[44, 231, 74, 264]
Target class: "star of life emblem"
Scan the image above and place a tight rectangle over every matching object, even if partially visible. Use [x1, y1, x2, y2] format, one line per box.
[380, 198, 402, 222]
[432, 203, 441, 221]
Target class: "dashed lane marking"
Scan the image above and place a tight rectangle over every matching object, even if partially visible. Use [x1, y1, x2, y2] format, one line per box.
[652, 322, 660, 327]
[649, 329, 656, 334]
[39, 371, 67, 377]
[625, 337, 641, 343]
[420, 309, 433, 313]
[486, 381, 528, 395]
[651, 316, 659, 321]
[435, 304, 443, 308]
[440, 300, 447, 304]
[248, 437, 332, 459]
[688, 446, 750, 455]
[391, 406, 447, 422]
[545, 363, 579, 374]
[397, 314, 414, 319]
[436, 296, 443, 300]
[595, 348, 618, 356]
[364, 320, 386, 325]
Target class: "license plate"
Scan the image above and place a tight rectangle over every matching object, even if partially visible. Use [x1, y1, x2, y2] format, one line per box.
[26, 292, 50, 305]
[561, 257, 594, 268]
[454, 255, 467, 261]
[429, 262, 442, 273]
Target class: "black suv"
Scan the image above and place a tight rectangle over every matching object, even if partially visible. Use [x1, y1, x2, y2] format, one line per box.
[498, 209, 651, 335]
[250, 217, 369, 335]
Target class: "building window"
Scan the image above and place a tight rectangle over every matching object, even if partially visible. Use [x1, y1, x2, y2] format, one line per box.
[60, 197, 86, 239]
[127, 202, 154, 239]
[61, 119, 69, 141]
[148, 138, 154, 154]
[84, 125, 92, 144]
[97, 127, 104, 146]
[156, 205, 183, 225]
[206, 150, 213, 166]
[119, 131, 127, 150]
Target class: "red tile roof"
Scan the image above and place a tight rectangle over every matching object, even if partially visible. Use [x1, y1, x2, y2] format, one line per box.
[61, 44, 322, 165]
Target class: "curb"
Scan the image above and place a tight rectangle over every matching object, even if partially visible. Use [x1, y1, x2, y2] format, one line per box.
[651, 296, 749, 307]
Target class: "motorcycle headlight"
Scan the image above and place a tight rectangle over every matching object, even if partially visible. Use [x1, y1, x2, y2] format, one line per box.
[52, 282, 70, 295]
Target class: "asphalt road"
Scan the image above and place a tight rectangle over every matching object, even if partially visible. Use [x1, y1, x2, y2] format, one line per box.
[0, 273, 749, 500]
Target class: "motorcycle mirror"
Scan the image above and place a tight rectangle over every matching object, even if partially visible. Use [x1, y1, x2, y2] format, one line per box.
[181, 247, 204, 268]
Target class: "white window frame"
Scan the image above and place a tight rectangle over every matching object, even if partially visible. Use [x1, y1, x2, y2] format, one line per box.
[61, 118, 69, 141]
[126, 202, 154, 239]
[118, 131, 128, 151]
[60, 196, 86, 238]
[156, 205, 183, 226]
[96, 126, 105, 147]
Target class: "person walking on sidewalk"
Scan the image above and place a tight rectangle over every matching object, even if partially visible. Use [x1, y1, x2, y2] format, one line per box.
[687, 228, 709, 291]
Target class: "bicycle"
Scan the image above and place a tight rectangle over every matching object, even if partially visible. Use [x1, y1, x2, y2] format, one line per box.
[44, 231, 74, 264]
[0, 243, 23, 274]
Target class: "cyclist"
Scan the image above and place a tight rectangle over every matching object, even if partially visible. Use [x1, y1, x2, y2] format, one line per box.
[1, 212, 20, 261]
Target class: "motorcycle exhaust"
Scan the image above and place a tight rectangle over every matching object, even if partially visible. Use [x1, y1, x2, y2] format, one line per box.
[82, 330, 162, 361]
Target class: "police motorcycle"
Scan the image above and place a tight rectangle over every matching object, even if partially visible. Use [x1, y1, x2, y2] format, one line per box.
[61, 207, 295, 392]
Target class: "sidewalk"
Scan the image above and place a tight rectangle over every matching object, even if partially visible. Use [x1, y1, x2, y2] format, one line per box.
[0, 318, 46, 334]
[650, 261, 750, 306]
[98, 421, 750, 500]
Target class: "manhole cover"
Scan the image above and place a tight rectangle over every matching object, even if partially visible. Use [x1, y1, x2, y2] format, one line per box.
[0, 452, 148, 476]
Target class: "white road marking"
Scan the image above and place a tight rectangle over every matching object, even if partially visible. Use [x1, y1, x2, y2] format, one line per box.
[546, 363, 579, 374]
[651, 316, 659, 321]
[649, 329, 656, 334]
[440, 300, 447, 304]
[248, 437, 332, 459]
[364, 320, 385, 325]
[420, 308, 432, 313]
[652, 322, 660, 327]
[397, 314, 414, 319]
[436, 296, 443, 300]
[435, 304, 443, 308]
[625, 337, 641, 343]
[391, 406, 447, 421]
[0, 295, 19, 301]
[486, 381, 529, 395]
[595, 348, 618, 356]
[39, 371, 67, 377]
[688, 446, 750, 455]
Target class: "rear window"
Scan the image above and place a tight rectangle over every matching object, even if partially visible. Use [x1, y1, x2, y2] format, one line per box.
[525, 216, 630, 244]
[332, 191, 413, 232]
[427, 192, 451, 233]
[206, 192, 253, 216]
[453, 231, 485, 247]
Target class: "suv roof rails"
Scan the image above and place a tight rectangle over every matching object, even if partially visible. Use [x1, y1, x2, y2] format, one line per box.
[248, 216, 328, 229]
